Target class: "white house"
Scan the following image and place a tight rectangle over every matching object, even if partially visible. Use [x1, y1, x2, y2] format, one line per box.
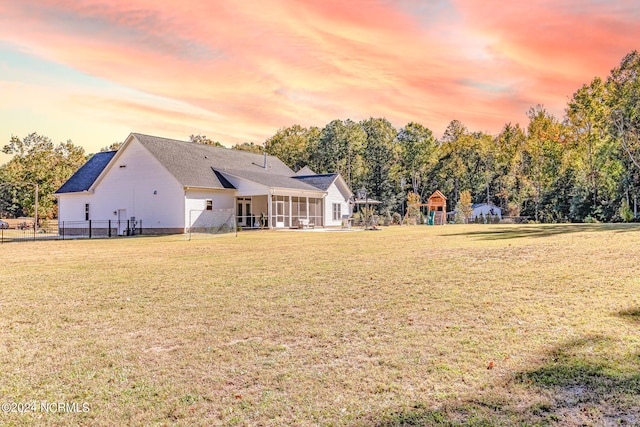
[55, 133, 352, 234]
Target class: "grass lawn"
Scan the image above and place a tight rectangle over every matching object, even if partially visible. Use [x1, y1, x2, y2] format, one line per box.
[1, 224, 639, 426]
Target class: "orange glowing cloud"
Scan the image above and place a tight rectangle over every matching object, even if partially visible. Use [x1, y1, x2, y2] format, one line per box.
[0, 0, 638, 155]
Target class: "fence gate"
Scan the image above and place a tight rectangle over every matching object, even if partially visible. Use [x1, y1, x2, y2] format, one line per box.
[117, 209, 127, 235]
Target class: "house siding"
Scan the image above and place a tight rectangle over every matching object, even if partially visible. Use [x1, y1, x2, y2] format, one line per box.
[58, 138, 185, 231]
[324, 183, 350, 227]
[184, 189, 236, 230]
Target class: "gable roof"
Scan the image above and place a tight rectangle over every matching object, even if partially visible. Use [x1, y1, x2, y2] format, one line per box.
[216, 168, 323, 191]
[92, 133, 325, 193]
[134, 133, 287, 189]
[428, 190, 447, 201]
[58, 133, 349, 196]
[294, 166, 316, 176]
[293, 173, 338, 191]
[293, 173, 353, 200]
[55, 151, 117, 194]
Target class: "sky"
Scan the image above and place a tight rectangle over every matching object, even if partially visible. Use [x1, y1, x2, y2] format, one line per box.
[1, 0, 639, 164]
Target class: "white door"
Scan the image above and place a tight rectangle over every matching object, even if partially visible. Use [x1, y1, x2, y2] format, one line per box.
[117, 209, 127, 235]
[275, 201, 285, 228]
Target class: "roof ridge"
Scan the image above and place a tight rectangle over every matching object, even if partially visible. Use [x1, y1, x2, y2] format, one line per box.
[293, 173, 337, 178]
[132, 132, 283, 162]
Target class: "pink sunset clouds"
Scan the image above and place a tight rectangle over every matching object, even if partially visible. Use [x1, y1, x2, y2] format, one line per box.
[0, 0, 639, 157]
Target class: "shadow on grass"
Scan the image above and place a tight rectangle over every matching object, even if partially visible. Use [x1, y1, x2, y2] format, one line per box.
[445, 223, 640, 241]
[618, 308, 640, 324]
[365, 335, 640, 426]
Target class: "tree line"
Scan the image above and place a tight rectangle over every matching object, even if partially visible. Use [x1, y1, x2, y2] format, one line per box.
[2, 51, 640, 223]
[259, 51, 640, 222]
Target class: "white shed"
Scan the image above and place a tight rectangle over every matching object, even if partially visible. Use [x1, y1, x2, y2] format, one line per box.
[471, 203, 502, 221]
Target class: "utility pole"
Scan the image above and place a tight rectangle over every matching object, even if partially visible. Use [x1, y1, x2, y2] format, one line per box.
[34, 183, 38, 230]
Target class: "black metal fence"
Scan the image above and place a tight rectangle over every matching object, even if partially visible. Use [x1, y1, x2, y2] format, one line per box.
[1, 220, 143, 243]
[59, 220, 143, 239]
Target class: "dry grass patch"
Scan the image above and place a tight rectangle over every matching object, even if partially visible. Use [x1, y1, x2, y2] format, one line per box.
[0, 224, 639, 426]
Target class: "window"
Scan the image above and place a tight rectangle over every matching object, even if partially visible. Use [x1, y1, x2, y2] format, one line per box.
[85, 203, 90, 221]
[206, 199, 213, 211]
[332, 203, 341, 221]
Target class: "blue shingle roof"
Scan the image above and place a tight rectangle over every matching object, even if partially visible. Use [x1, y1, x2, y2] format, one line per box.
[55, 151, 117, 194]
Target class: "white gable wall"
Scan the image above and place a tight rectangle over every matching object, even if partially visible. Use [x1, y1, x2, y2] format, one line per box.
[95, 138, 185, 230]
[58, 137, 186, 232]
[324, 181, 350, 226]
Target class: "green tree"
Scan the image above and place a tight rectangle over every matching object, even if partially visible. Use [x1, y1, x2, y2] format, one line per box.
[494, 123, 527, 216]
[189, 134, 224, 147]
[313, 119, 366, 187]
[435, 120, 486, 204]
[1, 133, 86, 220]
[396, 122, 438, 198]
[607, 51, 640, 171]
[620, 199, 634, 221]
[264, 125, 319, 171]
[360, 118, 398, 211]
[477, 131, 498, 204]
[232, 142, 264, 153]
[100, 142, 123, 152]
[565, 77, 620, 220]
[522, 106, 564, 222]
[606, 51, 640, 219]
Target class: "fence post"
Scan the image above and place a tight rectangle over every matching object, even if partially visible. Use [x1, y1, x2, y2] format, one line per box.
[89, 220, 92, 239]
[108, 219, 111, 238]
[127, 219, 130, 236]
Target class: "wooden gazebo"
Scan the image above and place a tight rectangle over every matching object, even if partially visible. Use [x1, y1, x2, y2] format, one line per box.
[427, 190, 447, 225]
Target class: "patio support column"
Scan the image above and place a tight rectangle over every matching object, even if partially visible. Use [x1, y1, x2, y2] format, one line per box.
[289, 196, 292, 229]
[305, 197, 309, 220]
[267, 192, 273, 229]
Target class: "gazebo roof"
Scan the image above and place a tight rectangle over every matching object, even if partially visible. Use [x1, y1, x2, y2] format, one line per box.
[353, 198, 382, 205]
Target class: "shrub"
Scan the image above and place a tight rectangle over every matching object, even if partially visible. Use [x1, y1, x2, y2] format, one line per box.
[352, 212, 361, 225]
[584, 215, 600, 224]
[383, 210, 392, 226]
[620, 200, 634, 222]
[392, 212, 402, 225]
[454, 205, 466, 224]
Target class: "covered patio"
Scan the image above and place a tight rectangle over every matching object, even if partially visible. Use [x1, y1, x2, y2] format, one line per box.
[236, 193, 325, 229]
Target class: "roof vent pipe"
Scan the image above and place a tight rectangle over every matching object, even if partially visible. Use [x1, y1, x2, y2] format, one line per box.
[263, 152, 267, 168]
